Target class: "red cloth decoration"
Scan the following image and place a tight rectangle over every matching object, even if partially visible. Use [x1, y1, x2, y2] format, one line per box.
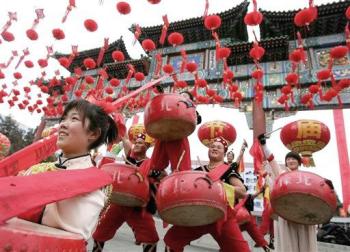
[131, 24, 141, 46]
[0, 134, 58, 177]
[0, 168, 112, 223]
[203, 0, 209, 19]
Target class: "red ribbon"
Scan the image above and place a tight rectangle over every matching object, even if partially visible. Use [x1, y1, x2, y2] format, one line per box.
[133, 24, 142, 45]
[62, 0, 76, 23]
[97, 38, 109, 66]
[154, 53, 163, 77]
[180, 49, 187, 73]
[203, 0, 209, 19]
[159, 15, 169, 45]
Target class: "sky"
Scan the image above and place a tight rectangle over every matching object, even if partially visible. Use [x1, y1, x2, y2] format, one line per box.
[0, 0, 349, 200]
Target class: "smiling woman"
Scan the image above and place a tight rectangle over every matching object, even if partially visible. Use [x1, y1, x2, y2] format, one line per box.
[19, 99, 119, 241]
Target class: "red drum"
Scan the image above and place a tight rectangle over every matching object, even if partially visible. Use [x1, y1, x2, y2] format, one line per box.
[271, 170, 337, 225]
[101, 163, 149, 207]
[0, 218, 85, 251]
[236, 207, 251, 225]
[156, 171, 227, 227]
[144, 93, 197, 141]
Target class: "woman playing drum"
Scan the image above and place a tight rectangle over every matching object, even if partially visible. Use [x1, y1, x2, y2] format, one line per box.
[258, 133, 317, 252]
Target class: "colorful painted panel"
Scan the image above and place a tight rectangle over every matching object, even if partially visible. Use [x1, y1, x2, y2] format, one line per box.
[315, 48, 349, 68]
[169, 52, 205, 72]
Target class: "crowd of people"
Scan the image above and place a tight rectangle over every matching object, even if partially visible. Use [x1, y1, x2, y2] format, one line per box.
[12, 93, 322, 252]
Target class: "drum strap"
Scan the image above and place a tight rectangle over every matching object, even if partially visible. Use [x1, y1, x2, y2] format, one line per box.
[0, 167, 112, 223]
[207, 163, 230, 181]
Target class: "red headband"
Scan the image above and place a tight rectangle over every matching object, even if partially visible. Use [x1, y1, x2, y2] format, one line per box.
[213, 137, 228, 152]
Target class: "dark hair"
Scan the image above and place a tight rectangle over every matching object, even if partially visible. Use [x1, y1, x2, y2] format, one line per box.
[285, 151, 302, 166]
[61, 99, 118, 150]
[227, 151, 234, 158]
[180, 91, 194, 101]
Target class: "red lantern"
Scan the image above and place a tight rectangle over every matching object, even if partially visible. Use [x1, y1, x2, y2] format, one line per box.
[148, 0, 161, 4]
[280, 120, 330, 167]
[281, 85, 292, 95]
[294, 7, 317, 27]
[285, 73, 299, 85]
[110, 78, 120, 87]
[346, 6, 350, 20]
[175, 81, 187, 89]
[249, 43, 265, 61]
[1, 31, 15, 42]
[65, 76, 77, 85]
[217, 47, 231, 60]
[24, 60, 34, 68]
[134, 72, 145, 81]
[84, 19, 98, 32]
[198, 120, 236, 147]
[142, 39, 156, 52]
[52, 28, 65, 40]
[244, 11, 263, 26]
[105, 87, 114, 95]
[289, 49, 305, 63]
[251, 69, 264, 80]
[195, 79, 207, 88]
[112, 50, 125, 62]
[168, 32, 184, 46]
[85, 75, 95, 84]
[83, 58, 96, 69]
[186, 62, 197, 73]
[26, 29, 38, 40]
[317, 69, 331, 81]
[116, 2, 131, 15]
[204, 15, 222, 30]
[38, 59, 48, 68]
[330, 46, 348, 59]
[13, 72, 22, 80]
[0, 132, 11, 160]
[163, 64, 174, 74]
[58, 57, 70, 68]
[308, 84, 319, 94]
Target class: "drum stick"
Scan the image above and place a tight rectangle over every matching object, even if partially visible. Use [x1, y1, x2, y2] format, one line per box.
[175, 150, 186, 172]
[196, 156, 205, 171]
[264, 127, 282, 137]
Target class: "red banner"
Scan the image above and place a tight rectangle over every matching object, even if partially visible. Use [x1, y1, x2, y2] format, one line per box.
[333, 109, 350, 211]
[0, 133, 58, 177]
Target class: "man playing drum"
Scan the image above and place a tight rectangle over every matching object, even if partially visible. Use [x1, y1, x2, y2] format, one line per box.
[164, 137, 250, 252]
[92, 133, 161, 252]
[257, 133, 317, 252]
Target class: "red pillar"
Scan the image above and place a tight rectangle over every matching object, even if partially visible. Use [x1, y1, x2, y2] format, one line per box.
[252, 100, 266, 138]
[333, 109, 350, 211]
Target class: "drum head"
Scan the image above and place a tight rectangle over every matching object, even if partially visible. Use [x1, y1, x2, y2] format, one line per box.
[272, 193, 334, 225]
[146, 119, 195, 141]
[111, 192, 146, 207]
[160, 205, 225, 227]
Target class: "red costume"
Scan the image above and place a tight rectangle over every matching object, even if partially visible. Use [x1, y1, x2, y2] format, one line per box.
[164, 163, 250, 252]
[92, 155, 159, 252]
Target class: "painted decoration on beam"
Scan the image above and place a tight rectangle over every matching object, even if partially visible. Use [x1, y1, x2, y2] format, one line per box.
[280, 119, 330, 167]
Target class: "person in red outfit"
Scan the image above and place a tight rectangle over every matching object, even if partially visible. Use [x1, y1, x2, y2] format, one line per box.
[92, 133, 161, 252]
[164, 137, 250, 252]
[149, 91, 201, 173]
